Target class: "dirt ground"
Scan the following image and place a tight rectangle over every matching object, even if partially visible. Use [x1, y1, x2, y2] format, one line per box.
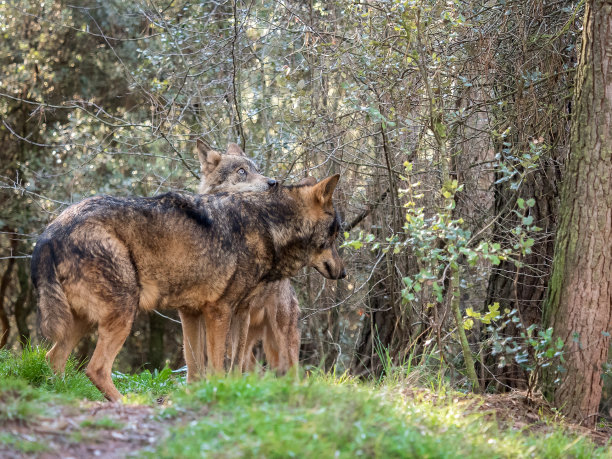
[0, 401, 168, 459]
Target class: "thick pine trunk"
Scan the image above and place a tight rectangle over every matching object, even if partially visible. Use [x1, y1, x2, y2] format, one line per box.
[543, 0, 612, 428]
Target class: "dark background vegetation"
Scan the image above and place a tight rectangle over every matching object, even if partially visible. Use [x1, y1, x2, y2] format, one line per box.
[0, 0, 609, 420]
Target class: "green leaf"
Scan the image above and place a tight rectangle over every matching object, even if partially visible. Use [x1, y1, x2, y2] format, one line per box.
[350, 241, 363, 250]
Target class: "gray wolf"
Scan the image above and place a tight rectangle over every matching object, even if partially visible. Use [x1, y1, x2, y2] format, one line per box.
[195, 140, 306, 375]
[32, 171, 345, 401]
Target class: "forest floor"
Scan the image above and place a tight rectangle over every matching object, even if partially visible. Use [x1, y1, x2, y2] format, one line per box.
[1, 348, 610, 458]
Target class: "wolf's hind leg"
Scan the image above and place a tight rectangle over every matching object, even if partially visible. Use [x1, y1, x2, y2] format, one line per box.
[229, 307, 251, 373]
[263, 325, 283, 371]
[46, 314, 91, 374]
[179, 310, 206, 383]
[243, 326, 261, 373]
[86, 312, 135, 402]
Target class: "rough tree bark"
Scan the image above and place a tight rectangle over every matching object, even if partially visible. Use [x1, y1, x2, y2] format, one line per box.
[0, 255, 16, 348]
[543, 0, 612, 428]
[14, 259, 33, 347]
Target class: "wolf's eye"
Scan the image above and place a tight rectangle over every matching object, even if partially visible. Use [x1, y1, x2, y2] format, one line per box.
[237, 168, 247, 176]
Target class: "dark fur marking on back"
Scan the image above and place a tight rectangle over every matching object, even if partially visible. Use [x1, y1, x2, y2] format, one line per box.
[182, 207, 213, 228]
[156, 192, 214, 229]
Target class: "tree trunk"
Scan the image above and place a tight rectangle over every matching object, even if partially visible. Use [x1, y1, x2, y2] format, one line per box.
[543, 0, 612, 428]
[0, 257, 16, 349]
[14, 259, 33, 347]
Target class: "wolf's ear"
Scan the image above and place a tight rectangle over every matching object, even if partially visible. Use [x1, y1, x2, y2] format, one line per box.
[312, 174, 340, 206]
[297, 176, 317, 186]
[226, 143, 246, 157]
[197, 139, 222, 174]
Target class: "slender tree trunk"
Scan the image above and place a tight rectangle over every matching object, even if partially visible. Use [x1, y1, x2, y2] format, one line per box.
[450, 264, 480, 393]
[0, 255, 16, 348]
[543, 0, 612, 428]
[14, 260, 32, 347]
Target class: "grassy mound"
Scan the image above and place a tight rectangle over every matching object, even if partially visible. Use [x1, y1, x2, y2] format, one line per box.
[0, 348, 608, 458]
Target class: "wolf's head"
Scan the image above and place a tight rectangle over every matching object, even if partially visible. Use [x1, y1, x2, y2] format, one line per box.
[197, 140, 277, 194]
[289, 175, 346, 280]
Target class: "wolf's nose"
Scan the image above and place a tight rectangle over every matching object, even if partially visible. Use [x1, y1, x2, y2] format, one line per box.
[267, 179, 277, 187]
[338, 268, 347, 279]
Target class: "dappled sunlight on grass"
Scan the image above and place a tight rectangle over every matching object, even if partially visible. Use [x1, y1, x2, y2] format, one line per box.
[0, 349, 607, 458]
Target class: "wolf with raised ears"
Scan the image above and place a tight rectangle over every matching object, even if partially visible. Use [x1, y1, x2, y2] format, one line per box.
[32, 145, 345, 401]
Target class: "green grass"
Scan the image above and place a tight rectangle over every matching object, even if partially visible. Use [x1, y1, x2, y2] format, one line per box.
[0, 346, 101, 400]
[0, 432, 49, 454]
[0, 346, 183, 403]
[80, 416, 124, 430]
[150, 373, 608, 459]
[0, 348, 608, 458]
[0, 377, 53, 422]
[115, 366, 182, 402]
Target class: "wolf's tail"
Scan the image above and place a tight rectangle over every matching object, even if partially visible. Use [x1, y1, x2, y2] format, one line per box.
[31, 240, 72, 342]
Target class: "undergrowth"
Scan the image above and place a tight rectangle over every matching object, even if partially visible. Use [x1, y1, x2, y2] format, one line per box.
[0, 346, 183, 404]
[0, 348, 608, 458]
[152, 373, 607, 459]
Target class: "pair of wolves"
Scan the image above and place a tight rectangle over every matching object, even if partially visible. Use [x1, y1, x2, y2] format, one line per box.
[32, 141, 345, 401]
[190, 141, 306, 377]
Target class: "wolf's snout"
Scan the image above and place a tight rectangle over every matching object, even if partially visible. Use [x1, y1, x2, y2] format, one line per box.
[323, 261, 346, 280]
[267, 179, 277, 188]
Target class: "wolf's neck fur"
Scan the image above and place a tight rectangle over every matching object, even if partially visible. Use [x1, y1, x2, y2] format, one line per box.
[218, 187, 312, 282]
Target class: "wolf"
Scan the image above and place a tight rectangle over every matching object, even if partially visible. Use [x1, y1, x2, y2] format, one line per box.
[32, 172, 345, 401]
[195, 140, 309, 376]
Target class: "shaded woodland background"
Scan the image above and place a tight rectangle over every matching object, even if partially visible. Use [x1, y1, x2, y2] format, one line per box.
[0, 0, 609, 420]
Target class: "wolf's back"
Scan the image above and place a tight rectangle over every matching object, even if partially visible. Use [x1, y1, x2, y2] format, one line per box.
[31, 237, 72, 342]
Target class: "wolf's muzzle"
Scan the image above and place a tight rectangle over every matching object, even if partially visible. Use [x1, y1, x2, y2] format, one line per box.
[325, 262, 346, 280]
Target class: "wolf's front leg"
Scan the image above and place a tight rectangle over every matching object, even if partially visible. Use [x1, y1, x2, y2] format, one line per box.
[203, 303, 232, 374]
[179, 309, 207, 383]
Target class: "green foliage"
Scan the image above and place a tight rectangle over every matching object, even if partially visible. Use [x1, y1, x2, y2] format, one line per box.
[80, 417, 124, 430]
[150, 373, 605, 459]
[0, 377, 50, 422]
[464, 302, 502, 330]
[114, 366, 183, 402]
[343, 161, 527, 307]
[486, 310, 566, 395]
[0, 347, 182, 402]
[0, 346, 101, 400]
[0, 432, 49, 454]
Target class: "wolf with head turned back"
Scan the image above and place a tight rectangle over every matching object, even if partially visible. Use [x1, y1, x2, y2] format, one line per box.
[194, 140, 306, 376]
[32, 157, 345, 401]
